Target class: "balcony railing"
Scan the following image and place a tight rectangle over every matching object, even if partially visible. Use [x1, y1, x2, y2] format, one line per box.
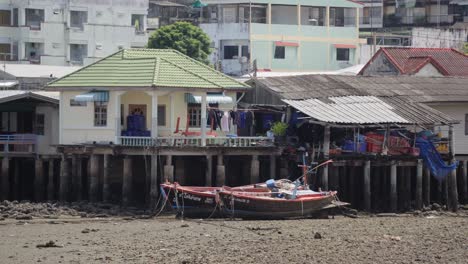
[0, 134, 37, 153]
[119, 136, 274, 147]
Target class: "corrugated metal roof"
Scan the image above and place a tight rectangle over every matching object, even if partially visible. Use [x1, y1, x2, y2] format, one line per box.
[254, 75, 468, 103]
[283, 96, 456, 125]
[0, 91, 59, 104]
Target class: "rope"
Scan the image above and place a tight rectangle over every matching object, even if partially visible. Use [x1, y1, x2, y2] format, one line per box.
[151, 188, 171, 218]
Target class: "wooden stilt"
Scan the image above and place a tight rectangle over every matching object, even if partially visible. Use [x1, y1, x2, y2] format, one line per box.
[47, 159, 54, 201]
[103, 154, 111, 203]
[89, 155, 99, 203]
[462, 160, 468, 204]
[405, 166, 412, 211]
[269, 155, 276, 180]
[322, 126, 330, 190]
[1, 157, 10, 201]
[34, 159, 44, 202]
[349, 164, 356, 208]
[149, 154, 159, 208]
[416, 160, 423, 210]
[14, 159, 20, 200]
[164, 155, 174, 182]
[423, 167, 431, 207]
[205, 155, 212, 186]
[75, 156, 83, 201]
[122, 156, 132, 207]
[59, 155, 69, 202]
[216, 155, 225, 187]
[390, 161, 397, 212]
[448, 158, 458, 212]
[364, 160, 371, 212]
[250, 155, 260, 184]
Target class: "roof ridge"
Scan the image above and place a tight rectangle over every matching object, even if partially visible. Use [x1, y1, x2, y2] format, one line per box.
[158, 57, 222, 88]
[381, 49, 405, 74]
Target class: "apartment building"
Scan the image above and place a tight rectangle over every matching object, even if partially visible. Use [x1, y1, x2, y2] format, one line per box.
[0, 0, 148, 66]
[199, 0, 362, 76]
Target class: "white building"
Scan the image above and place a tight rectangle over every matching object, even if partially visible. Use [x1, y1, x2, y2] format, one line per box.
[0, 0, 148, 66]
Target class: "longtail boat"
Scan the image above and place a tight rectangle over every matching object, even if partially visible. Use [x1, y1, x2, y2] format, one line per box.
[218, 190, 338, 219]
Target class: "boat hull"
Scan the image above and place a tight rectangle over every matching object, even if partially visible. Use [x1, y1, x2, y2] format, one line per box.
[161, 184, 220, 217]
[218, 191, 337, 219]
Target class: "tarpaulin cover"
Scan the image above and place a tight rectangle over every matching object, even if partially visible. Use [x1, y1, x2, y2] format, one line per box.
[416, 138, 458, 181]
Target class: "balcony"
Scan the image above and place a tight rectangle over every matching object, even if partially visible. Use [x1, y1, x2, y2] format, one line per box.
[0, 134, 37, 154]
[119, 136, 274, 148]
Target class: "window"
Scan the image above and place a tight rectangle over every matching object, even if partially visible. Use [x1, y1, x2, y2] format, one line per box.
[94, 102, 107, 127]
[0, 44, 11, 61]
[70, 99, 86, 106]
[224, 46, 239, 59]
[188, 104, 201, 127]
[241, 45, 250, 60]
[301, 6, 325, 26]
[274, 46, 285, 59]
[465, 114, 468, 135]
[131, 14, 145, 33]
[36, 114, 45, 135]
[70, 10, 87, 30]
[336, 48, 349, 61]
[158, 105, 166, 126]
[25, 8, 44, 30]
[0, 10, 11, 26]
[70, 44, 87, 65]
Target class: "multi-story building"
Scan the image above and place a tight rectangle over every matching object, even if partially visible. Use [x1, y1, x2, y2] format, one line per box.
[0, 0, 148, 66]
[198, 0, 362, 76]
[359, 0, 383, 29]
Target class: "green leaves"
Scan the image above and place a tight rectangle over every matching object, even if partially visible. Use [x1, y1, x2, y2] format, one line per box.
[148, 22, 212, 64]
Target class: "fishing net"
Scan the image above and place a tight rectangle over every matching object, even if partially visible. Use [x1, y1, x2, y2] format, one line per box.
[416, 138, 458, 182]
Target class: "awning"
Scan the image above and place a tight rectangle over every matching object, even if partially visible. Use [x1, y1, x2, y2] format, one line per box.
[334, 44, 357, 49]
[0, 81, 18, 88]
[74, 91, 109, 102]
[185, 93, 233, 104]
[275, 41, 299, 47]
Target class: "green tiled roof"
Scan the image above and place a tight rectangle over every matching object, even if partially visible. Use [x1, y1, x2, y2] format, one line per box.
[47, 49, 249, 90]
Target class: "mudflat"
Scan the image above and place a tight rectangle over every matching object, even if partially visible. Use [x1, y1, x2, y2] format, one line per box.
[0, 214, 467, 264]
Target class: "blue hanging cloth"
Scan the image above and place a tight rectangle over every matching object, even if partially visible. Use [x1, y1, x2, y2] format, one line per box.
[416, 138, 458, 182]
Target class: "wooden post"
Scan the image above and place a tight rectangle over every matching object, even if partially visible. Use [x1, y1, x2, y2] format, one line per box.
[164, 155, 174, 182]
[122, 156, 132, 207]
[201, 93, 207, 147]
[1, 157, 10, 201]
[89, 154, 99, 203]
[462, 160, 468, 204]
[349, 164, 356, 208]
[103, 154, 111, 203]
[269, 155, 276, 180]
[205, 155, 212, 186]
[390, 161, 397, 212]
[216, 155, 225, 187]
[47, 159, 54, 200]
[149, 154, 159, 208]
[448, 158, 458, 211]
[416, 159, 423, 210]
[423, 167, 431, 207]
[59, 155, 69, 202]
[322, 125, 330, 190]
[14, 159, 20, 200]
[364, 160, 371, 212]
[250, 155, 260, 184]
[34, 158, 44, 202]
[174, 157, 186, 185]
[75, 156, 83, 200]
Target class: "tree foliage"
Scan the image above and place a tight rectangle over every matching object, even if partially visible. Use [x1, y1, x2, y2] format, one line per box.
[147, 22, 211, 64]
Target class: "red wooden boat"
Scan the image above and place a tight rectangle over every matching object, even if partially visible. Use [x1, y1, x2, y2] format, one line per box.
[160, 183, 268, 217]
[218, 189, 338, 219]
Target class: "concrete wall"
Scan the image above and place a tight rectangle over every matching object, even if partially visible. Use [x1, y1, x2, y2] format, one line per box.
[0, 0, 148, 66]
[414, 63, 443, 77]
[36, 104, 58, 155]
[60, 90, 237, 144]
[360, 52, 399, 76]
[412, 27, 468, 51]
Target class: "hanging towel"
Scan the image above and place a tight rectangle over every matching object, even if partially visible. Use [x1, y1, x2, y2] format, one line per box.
[221, 112, 230, 132]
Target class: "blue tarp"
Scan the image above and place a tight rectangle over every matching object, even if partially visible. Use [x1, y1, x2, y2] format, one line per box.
[416, 138, 458, 182]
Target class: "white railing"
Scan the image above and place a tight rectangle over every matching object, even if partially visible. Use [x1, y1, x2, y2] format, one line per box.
[119, 136, 274, 147]
[0, 134, 37, 153]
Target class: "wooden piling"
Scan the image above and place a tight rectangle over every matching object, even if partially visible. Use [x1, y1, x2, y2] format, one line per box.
[59, 155, 69, 201]
[390, 161, 397, 212]
[216, 155, 225, 187]
[250, 155, 260, 184]
[1, 157, 10, 201]
[149, 154, 159, 208]
[416, 160, 423, 210]
[462, 160, 468, 204]
[349, 164, 356, 208]
[72, 155, 83, 201]
[322, 126, 330, 190]
[164, 155, 174, 182]
[47, 159, 54, 200]
[34, 159, 44, 201]
[122, 156, 132, 207]
[363, 160, 371, 212]
[423, 167, 431, 207]
[103, 154, 111, 203]
[448, 158, 458, 212]
[89, 154, 99, 203]
[205, 155, 212, 186]
[269, 155, 276, 180]
[174, 157, 185, 185]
